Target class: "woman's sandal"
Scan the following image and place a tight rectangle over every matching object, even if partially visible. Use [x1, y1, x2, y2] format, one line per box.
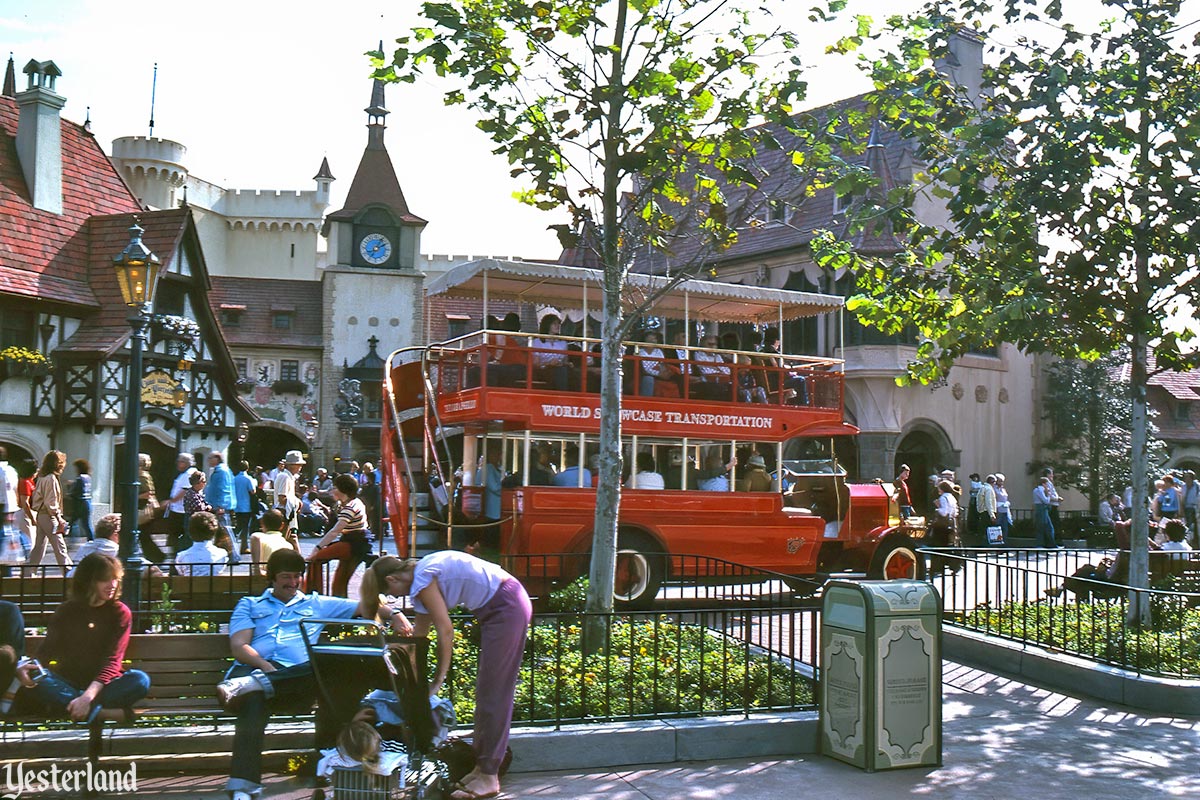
[448, 780, 501, 800]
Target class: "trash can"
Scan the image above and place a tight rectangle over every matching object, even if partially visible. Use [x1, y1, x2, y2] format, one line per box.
[819, 579, 942, 771]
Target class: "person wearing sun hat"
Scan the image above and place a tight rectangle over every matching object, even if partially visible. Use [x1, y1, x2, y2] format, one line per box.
[273, 450, 305, 534]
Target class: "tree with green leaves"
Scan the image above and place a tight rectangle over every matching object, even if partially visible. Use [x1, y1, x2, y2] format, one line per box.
[1041, 355, 1166, 511]
[376, 0, 850, 616]
[820, 0, 1200, 622]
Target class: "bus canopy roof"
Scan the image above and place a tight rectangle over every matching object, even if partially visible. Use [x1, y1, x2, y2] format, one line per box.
[424, 258, 844, 324]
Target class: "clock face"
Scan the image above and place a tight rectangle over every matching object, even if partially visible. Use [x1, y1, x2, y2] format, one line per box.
[359, 232, 393, 265]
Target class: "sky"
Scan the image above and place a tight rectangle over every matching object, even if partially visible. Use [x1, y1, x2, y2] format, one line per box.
[5, 1, 1191, 261]
[0, 0, 887, 259]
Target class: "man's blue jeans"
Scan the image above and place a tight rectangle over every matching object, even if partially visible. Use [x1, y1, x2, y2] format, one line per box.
[225, 661, 348, 794]
[25, 669, 150, 721]
[1034, 505, 1056, 548]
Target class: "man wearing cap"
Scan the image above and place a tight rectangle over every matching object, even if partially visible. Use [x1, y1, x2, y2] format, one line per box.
[738, 453, 773, 492]
[895, 464, 913, 518]
[273, 451, 304, 535]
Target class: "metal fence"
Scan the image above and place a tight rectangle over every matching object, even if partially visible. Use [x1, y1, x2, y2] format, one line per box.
[925, 546, 1200, 679]
[6, 553, 820, 727]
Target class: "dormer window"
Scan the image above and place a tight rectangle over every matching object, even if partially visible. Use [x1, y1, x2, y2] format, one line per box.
[271, 306, 295, 330]
[768, 198, 787, 225]
[1176, 400, 1192, 421]
[219, 304, 244, 327]
[832, 192, 849, 216]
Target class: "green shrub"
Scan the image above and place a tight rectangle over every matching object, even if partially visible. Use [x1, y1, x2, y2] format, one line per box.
[440, 614, 811, 723]
[964, 598, 1200, 676]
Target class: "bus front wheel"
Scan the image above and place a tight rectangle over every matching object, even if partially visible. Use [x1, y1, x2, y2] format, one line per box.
[869, 539, 927, 581]
[613, 532, 665, 610]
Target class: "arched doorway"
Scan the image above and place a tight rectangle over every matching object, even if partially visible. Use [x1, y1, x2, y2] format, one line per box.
[0, 441, 37, 481]
[242, 426, 307, 480]
[895, 421, 955, 516]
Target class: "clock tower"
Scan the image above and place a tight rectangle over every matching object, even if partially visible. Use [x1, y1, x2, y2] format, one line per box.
[320, 67, 428, 459]
[323, 71, 427, 270]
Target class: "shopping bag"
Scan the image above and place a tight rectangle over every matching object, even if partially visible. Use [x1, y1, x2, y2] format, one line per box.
[986, 524, 1004, 545]
[0, 526, 25, 564]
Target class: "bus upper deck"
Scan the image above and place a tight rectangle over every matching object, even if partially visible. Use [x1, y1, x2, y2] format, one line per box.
[412, 259, 850, 441]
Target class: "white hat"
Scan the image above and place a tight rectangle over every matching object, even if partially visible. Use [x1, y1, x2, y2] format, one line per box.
[283, 450, 306, 466]
[748, 454, 766, 468]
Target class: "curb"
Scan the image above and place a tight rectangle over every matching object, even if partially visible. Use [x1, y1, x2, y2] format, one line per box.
[507, 712, 819, 772]
[943, 626, 1200, 715]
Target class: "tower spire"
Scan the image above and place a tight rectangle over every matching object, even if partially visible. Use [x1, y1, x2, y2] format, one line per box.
[365, 41, 389, 150]
[2, 53, 15, 97]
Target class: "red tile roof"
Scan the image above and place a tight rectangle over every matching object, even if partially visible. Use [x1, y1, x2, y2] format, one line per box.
[0, 95, 140, 309]
[208, 276, 324, 348]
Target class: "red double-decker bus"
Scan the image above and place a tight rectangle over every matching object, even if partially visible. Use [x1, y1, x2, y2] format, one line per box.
[381, 259, 926, 606]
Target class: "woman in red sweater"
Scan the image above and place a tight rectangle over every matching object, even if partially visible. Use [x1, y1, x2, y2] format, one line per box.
[14, 553, 150, 721]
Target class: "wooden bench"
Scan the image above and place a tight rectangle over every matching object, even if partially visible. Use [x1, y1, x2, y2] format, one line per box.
[0, 571, 272, 629]
[3, 633, 314, 765]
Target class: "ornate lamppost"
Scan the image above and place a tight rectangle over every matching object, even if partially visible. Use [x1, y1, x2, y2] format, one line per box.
[235, 421, 250, 465]
[113, 219, 161, 627]
[304, 417, 320, 454]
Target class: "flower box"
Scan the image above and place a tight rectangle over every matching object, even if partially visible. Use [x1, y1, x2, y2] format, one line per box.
[271, 379, 307, 395]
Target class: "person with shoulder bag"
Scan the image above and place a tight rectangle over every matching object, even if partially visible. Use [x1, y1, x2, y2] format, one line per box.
[28, 451, 71, 569]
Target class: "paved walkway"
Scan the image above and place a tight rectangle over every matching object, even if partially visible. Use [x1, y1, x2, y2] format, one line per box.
[111, 659, 1200, 799]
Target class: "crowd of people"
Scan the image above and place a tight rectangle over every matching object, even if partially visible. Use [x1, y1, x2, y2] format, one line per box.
[1, 444, 388, 598]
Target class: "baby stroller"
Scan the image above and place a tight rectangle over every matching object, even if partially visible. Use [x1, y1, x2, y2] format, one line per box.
[301, 619, 448, 799]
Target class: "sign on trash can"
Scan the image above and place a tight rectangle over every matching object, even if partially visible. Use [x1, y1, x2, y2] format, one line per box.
[819, 579, 942, 772]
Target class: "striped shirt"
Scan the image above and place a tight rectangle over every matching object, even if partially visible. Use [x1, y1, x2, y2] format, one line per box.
[336, 497, 368, 540]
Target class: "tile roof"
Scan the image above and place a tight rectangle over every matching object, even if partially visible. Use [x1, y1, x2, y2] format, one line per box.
[632, 95, 908, 273]
[325, 144, 426, 226]
[56, 208, 191, 355]
[0, 94, 140, 309]
[208, 276, 324, 348]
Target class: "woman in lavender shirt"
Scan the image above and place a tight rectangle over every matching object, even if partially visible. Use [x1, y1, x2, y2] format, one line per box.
[362, 551, 531, 800]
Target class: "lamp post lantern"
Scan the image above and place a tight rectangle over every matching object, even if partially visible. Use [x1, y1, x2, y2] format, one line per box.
[235, 421, 250, 465]
[113, 219, 161, 628]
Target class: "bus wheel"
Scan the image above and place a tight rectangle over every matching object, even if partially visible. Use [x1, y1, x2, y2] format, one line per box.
[869, 539, 927, 581]
[613, 532, 665, 610]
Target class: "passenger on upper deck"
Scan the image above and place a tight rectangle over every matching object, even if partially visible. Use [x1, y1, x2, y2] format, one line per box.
[626, 453, 665, 490]
[532, 315, 571, 391]
[487, 312, 527, 387]
[692, 334, 733, 401]
[721, 332, 767, 404]
[637, 331, 678, 397]
[762, 327, 809, 405]
[553, 445, 591, 488]
[697, 452, 736, 492]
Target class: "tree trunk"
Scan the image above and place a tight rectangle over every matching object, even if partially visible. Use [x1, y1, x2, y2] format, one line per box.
[583, 0, 629, 652]
[1126, 332, 1152, 626]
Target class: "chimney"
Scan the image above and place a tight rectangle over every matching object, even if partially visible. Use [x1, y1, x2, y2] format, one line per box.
[15, 59, 65, 214]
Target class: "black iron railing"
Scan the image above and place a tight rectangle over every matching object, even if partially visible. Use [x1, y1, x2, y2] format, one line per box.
[925, 546, 1200, 678]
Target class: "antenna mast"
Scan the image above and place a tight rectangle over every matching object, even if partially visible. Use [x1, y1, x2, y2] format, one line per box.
[148, 62, 158, 138]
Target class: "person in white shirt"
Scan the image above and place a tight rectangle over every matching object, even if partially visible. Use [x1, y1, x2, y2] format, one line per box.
[626, 453, 665, 490]
[531, 314, 571, 391]
[697, 452, 734, 492]
[174, 511, 230, 577]
[692, 334, 732, 401]
[68, 513, 164, 578]
[0, 446, 16, 535]
[166, 453, 198, 551]
[636, 331, 675, 397]
[273, 451, 305, 534]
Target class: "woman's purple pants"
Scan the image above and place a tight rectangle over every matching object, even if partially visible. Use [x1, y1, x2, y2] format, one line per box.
[471, 577, 532, 774]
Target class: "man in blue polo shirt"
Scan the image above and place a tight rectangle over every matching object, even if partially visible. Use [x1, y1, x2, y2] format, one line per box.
[205, 450, 241, 565]
[217, 549, 365, 800]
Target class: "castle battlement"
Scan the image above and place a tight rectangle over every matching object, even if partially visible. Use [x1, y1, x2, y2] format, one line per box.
[111, 135, 187, 166]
